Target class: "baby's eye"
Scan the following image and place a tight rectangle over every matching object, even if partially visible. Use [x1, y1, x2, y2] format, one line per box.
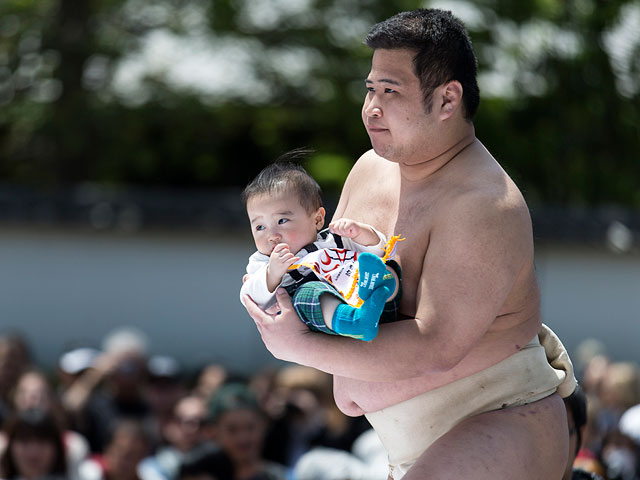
[278, 218, 289, 224]
[255, 225, 265, 231]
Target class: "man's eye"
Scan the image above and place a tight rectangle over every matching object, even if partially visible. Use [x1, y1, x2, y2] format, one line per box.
[255, 225, 264, 231]
[384, 88, 396, 93]
[278, 218, 289, 224]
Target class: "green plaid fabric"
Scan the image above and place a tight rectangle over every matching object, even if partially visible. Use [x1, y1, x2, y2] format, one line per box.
[290, 281, 342, 335]
[285, 260, 403, 334]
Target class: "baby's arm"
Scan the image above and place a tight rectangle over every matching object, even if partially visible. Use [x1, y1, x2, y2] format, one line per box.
[240, 244, 300, 308]
[266, 243, 299, 292]
[329, 218, 381, 246]
[240, 268, 273, 309]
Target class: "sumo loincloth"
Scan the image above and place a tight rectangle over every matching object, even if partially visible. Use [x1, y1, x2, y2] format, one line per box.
[365, 324, 577, 480]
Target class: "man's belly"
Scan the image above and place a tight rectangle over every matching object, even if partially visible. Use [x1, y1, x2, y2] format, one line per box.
[333, 323, 541, 416]
[334, 374, 454, 416]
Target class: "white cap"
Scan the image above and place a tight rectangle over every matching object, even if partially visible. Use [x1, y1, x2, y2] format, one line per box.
[148, 355, 181, 379]
[619, 404, 640, 446]
[59, 347, 101, 375]
[102, 326, 148, 355]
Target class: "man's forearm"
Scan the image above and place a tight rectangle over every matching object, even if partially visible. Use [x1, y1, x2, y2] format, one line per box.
[293, 320, 455, 382]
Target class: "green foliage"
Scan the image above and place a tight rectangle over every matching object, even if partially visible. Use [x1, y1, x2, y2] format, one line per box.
[307, 152, 352, 192]
[0, 0, 638, 207]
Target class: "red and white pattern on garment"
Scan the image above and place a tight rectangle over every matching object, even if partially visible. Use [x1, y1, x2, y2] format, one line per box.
[289, 234, 404, 307]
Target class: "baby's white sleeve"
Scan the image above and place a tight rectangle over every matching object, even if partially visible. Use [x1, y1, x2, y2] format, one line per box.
[239, 252, 278, 309]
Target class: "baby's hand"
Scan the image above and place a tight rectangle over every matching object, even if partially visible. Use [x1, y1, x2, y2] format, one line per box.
[267, 243, 300, 282]
[329, 218, 363, 239]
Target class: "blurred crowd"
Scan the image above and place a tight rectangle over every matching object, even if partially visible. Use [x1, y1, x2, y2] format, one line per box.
[0, 327, 385, 480]
[566, 340, 640, 480]
[0, 327, 639, 480]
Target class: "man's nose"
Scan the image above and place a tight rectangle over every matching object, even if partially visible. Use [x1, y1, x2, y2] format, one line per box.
[364, 97, 382, 118]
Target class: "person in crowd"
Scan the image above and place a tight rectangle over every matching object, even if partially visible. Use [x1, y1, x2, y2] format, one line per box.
[262, 365, 369, 468]
[598, 362, 640, 435]
[207, 383, 286, 480]
[564, 386, 606, 480]
[5, 369, 90, 480]
[599, 427, 639, 480]
[177, 445, 234, 480]
[0, 408, 68, 480]
[192, 364, 228, 404]
[57, 347, 102, 397]
[77, 419, 150, 480]
[62, 327, 152, 453]
[293, 428, 388, 480]
[11, 369, 68, 426]
[138, 394, 212, 480]
[0, 333, 32, 426]
[143, 355, 188, 447]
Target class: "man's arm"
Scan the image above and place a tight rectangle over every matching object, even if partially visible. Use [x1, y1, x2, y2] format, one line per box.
[245, 190, 534, 382]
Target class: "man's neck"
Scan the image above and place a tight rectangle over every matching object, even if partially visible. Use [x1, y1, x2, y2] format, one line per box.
[398, 126, 476, 184]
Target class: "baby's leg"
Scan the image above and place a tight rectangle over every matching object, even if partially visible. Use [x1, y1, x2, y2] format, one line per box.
[320, 287, 389, 341]
[358, 253, 397, 301]
[292, 281, 389, 341]
[319, 295, 342, 330]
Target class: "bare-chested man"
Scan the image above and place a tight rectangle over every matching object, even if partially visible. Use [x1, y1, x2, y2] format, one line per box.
[243, 9, 576, 479]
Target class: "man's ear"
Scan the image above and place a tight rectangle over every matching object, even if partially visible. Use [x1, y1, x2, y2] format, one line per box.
[315, 207, 326, 230]
[439, 80, 463, 120]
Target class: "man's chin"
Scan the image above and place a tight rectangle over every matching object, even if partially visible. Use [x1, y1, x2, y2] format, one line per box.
[371, 145, 396, 162]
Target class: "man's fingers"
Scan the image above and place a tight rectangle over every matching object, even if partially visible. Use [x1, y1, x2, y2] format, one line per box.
[243, 294, 269, 326]
[274, 288, 294, 313]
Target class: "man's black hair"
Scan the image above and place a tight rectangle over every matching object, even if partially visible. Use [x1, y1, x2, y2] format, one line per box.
[242, 149, 323, 214]
[365, 8, 480, 120]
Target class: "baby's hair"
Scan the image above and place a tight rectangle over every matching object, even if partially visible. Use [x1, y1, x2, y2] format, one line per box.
[242, 149, 323, 214]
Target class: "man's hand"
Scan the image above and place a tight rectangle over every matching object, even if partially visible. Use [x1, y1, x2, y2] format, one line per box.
[243, 289, 308, 363]
[266, 243, 300, 292]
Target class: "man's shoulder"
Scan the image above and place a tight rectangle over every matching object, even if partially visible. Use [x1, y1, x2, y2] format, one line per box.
[443, 180, 528, 218]
[353, 149, 396, 174]
[431, 174, 532, 244]
[440, 154, 529, 224]
[341, 150, 397, 198]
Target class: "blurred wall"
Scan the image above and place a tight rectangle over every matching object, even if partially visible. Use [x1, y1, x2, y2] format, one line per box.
[0, 227, 638, 373]
[0, 227, 275, 374]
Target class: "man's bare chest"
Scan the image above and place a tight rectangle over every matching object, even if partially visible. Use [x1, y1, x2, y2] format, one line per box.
[341, 189, 435, 315]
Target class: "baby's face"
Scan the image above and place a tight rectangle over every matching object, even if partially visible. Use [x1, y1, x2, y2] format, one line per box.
[246, 193, 325, 255]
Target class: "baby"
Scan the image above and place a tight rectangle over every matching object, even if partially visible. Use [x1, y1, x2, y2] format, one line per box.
[239, 160, 398, 341]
